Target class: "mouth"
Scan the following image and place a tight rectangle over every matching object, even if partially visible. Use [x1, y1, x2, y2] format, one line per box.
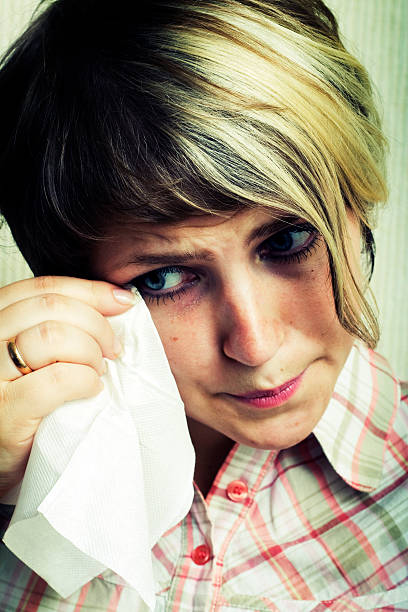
[225, 372, 304, 410]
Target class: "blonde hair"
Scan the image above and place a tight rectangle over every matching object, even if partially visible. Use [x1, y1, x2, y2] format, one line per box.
[139, 0, 387, 347]
[0, 0, 387, 346]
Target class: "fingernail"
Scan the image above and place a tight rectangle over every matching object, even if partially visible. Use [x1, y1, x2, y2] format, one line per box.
[113, 288, 137, 305]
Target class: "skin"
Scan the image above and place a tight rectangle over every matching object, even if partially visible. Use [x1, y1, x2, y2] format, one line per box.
[0, 277, 135, 496]
[93, 207, 361, 495]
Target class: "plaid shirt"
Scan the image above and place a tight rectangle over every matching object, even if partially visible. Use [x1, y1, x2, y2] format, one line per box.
[1, 342, 407, 611]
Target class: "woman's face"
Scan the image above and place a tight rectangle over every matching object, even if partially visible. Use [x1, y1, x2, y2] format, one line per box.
[93, 208, 360, 451]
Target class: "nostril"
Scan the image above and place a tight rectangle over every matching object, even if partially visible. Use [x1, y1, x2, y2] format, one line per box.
[222, 325, 279, 367]
[221, 303, 284, 367]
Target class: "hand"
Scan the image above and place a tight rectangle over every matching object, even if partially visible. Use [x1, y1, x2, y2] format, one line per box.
[0, 276, 135, 497]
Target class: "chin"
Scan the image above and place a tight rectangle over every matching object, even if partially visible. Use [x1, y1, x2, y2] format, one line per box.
[232, 425, 315, 451]
[229, 402, 325, 451]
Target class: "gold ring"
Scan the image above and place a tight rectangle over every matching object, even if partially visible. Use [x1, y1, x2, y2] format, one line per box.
[7, 337, 33, 375]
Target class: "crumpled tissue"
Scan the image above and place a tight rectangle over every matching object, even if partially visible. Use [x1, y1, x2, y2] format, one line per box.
[2, 292, 195, 610]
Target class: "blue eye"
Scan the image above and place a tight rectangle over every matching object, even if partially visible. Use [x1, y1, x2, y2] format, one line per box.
[142, 269, 184, 291]
[131, 265, 199, 304]
[267, 229, 312, 252]
[259, 224, 319, 263]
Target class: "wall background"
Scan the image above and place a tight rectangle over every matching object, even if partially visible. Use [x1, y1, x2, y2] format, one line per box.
[0, 0, 407, 375]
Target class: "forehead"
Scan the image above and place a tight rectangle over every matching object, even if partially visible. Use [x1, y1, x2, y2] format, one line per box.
[91, 208, 283, 276]
[107, 208, 282, 248]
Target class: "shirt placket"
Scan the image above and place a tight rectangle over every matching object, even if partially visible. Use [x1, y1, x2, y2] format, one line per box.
[206, 446, 275, 610]
[164, 487, 214, 611]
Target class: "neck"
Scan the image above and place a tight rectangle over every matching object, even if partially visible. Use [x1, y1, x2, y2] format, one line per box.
[187, 418, 235, 497]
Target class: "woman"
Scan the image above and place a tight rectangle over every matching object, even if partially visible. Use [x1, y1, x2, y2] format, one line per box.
[0, 0, 407, 609]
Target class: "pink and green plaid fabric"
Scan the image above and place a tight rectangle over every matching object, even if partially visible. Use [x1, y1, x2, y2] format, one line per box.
[1, 342, 407, 611]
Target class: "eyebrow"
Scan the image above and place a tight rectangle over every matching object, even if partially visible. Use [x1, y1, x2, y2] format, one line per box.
[247, 219, 297, 244]
[123, 219, 300, 268]
[126, 250, 216, 266]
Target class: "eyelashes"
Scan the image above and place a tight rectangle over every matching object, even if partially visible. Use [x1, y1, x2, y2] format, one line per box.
[131, 267, 198, 306]
[127, 222, 320, 306]
[258, 222, 320, 264]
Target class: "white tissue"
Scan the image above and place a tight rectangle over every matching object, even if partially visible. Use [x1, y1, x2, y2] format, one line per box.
[3, 293, 195, 610]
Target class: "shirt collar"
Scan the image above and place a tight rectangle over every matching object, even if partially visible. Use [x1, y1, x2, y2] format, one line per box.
[313, 342, 400, 492]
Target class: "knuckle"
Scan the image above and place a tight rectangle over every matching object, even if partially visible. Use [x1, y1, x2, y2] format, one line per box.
[33, 276, 58, 295]
[38, 320, 62, 346]
[47, 362, 69, 388]
[47, 363, 98, 395]
[39, 292, 63, 312]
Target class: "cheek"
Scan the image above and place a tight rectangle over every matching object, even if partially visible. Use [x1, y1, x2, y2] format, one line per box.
[279, 263, 335, 332]
[281, 260, 352, 357]
[148, 307, 214, 382]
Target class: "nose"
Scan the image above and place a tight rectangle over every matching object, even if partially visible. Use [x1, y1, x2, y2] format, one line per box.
[220, 277, 283, 367]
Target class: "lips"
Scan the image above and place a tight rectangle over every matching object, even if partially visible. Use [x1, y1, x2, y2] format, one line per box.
[232, 374, 302, 399]
[225, 372, 304, 409]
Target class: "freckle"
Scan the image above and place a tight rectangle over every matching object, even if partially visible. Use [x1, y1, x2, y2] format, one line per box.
[171, 337, 179, 342]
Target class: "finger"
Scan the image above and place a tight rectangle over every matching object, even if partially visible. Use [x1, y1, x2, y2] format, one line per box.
[0, 338, 32, 381]
[0, 294, 122, 359]
[0, 363, 104, 446]
[0, 276, 136, 315]
[0, 324, 106, 382]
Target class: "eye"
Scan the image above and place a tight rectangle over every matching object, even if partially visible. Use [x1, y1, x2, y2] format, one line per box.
[142, 269, 183, 291]
[128, 265, 199, 304]
[258, 223, 319, 263]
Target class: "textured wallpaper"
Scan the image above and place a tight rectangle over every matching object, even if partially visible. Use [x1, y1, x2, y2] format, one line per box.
[0, 0, 407, 375]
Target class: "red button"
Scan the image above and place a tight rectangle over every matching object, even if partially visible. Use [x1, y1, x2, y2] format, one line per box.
[191, 544, 211, 565]
[226, 480, 248, 502]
